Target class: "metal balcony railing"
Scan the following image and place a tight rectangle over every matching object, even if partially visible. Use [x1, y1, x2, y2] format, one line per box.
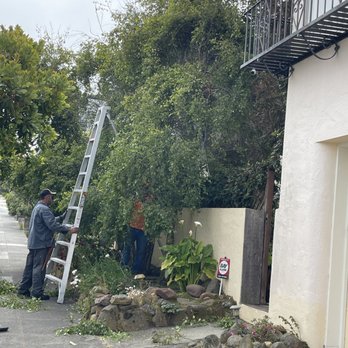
[241, 0, 348, 74]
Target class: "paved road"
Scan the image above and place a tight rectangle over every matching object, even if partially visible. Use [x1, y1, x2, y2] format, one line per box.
[0, 195, 224, 347]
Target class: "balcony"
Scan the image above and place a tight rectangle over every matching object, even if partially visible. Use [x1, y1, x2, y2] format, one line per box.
[241, 0, 348, 75]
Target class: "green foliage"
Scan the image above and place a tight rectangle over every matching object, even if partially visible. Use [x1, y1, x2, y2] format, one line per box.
[56, 320, 129, 340]
[0, 294, 42, 311]
[4, 191, 32, 216]
[0, 279, 42, 312]
[161, 236, 217, 291]
[217, 315, 235, 329]
[0, 279, 16, 294]
[181, 315, 207, 327]
[77, 258, 135, 298]
[159, 300, 180, 314]
[0, 25, 77, 174]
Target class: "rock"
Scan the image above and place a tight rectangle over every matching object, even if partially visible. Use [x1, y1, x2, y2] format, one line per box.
[264, 342, 272, 347]
[186, 284, 205, 298]
[90, 314, 97, 321]
[110, 294, 132, 306]
[239, 335, 253, 348]
[152, 307, 169, 327]
[97, 305, 120, 331]
[155, 287, 178, 300]
[91, 305, 105, 317]
[226, 335, 243, 347]
[206, 279, 220, 294]
[200, 292, 218, 300]
[253, 343, 267, 348]
[119, 307, 153, 331]
[220, 329, 231, 344]
[202, 334, 221, 348]
[94, 294, 111, 306]
[91, 286, 109, 295]
[270, 343, 287, 348]
[141, 303, 156, 316]
[280, 333, 309, 348]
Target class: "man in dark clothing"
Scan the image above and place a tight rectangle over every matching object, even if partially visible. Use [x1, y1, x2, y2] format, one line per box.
[18, 189, 78, 300]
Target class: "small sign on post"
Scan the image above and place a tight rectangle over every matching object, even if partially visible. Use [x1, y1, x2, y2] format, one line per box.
[217, 257, 230, 295]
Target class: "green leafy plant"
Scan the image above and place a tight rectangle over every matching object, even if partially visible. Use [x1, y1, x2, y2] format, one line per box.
[217, 315, 235, 329]
[161, 236, 217, 292]
[181, 315, 207, 327]
[160, 301, 180, 314]
[56, 320, 128, 340]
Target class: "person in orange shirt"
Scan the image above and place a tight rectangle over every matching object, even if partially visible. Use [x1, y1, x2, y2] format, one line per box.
[121, 199, 148, 275]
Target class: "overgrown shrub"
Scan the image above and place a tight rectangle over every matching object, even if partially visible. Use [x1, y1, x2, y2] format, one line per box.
[78, 258, 135, 297]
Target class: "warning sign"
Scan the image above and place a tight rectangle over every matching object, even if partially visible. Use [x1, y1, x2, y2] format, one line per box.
[217, 257, 230, 279]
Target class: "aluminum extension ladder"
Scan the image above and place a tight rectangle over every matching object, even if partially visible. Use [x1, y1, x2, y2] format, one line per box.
[45, 105, 115, 303]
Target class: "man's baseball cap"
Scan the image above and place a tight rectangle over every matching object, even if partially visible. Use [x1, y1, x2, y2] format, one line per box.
[39, 189, 56, 199]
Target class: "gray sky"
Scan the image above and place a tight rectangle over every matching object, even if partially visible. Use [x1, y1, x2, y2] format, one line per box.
[0, 0, 128, 49]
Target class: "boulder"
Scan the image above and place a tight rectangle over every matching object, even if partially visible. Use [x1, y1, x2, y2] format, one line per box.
[119, 307, 153, 331]
[97, 305, 120, 331]
[270, 343, 287, 348]
[202, 334, 221, 348]
[186, 284, 205, 298]
[226, 335, 243, 347]
[110, 294, 132, 306]
[200, 292, 218, 300]
[155, 287, 178, 300]
[239, 335, 253, 348]
[94, 294, 112, 306]
[206, 279, 220, 294]
[280, 333, 309, 348]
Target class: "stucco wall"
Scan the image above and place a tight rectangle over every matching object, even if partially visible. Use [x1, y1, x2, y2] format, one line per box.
[267, 37, 348, 347]
[176, 208, 247, 304]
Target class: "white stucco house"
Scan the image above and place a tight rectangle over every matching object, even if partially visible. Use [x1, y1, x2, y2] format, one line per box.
[240, 0, 348, 346]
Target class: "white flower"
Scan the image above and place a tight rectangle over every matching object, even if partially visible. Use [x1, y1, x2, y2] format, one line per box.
[105, 254, 110, 258]
[189, 230, 193, 237]
[72, 269, 78, 276]
[194, 221, 202, 227]
[178, 219, 184, 225]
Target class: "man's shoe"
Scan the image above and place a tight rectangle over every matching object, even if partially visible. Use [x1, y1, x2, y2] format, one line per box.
[17, 291, 30, 298]
[32, 294, 50, 301]
[0, 326, 8, 332]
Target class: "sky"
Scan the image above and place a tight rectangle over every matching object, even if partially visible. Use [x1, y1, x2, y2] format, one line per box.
[0, 0, 128, 49]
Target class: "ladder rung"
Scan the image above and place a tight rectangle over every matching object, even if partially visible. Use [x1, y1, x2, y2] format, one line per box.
[79, 172, 87, 176]
[84, 155, 91, 159]
[56, 240, 71, 247]
[46, 274, 62, 284]
[74, 189, 82, 193]
[89, 138, 95, 142]
[68, 206, 79, 210]
[50, 257, 66, 266]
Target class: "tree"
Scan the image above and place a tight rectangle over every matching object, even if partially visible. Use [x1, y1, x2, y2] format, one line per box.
[0, 26, 77, 178]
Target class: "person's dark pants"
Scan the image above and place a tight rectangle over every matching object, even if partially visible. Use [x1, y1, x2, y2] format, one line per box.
[18, 248, 49, 297]
[121, 227, 148, 274]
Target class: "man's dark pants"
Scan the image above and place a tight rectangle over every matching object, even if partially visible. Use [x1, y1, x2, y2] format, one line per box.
[18, 248, 49, 297]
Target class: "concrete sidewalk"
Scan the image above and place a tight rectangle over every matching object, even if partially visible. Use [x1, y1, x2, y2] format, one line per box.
[0, 195, 224, 347]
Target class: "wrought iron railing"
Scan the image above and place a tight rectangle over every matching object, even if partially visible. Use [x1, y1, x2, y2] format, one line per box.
[243, 0, 343, 63]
